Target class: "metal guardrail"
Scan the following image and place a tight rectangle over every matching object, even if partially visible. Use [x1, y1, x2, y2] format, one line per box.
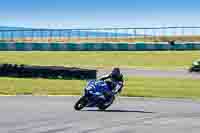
[1, 27, 200, 43]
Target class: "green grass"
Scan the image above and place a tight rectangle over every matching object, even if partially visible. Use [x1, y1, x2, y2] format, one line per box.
[0, 77, 86, 95]
[0, 77, 200, 99]
[0, 51, 199, 69]
[124, 77, 200, 99]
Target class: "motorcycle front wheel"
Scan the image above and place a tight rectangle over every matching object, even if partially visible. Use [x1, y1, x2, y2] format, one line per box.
[74, 96, 88, 111]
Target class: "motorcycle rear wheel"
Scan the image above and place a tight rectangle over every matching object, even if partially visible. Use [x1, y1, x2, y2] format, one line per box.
[98, 96, 115, 111]
[189, 67, 194, 72]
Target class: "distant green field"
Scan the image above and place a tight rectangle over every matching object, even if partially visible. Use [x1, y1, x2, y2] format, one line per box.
[0, 77, 200, 99]
[0, 51, 199, 69]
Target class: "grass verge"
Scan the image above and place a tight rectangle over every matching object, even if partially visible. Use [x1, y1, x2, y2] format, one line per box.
[124, 77, 200, 99]
[0, 51, 199, 70]
[0, 77, 200, 99]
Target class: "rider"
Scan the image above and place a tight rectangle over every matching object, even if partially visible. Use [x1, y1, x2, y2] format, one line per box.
[99, 67, 124, 99]
[193, 59, 200, 66]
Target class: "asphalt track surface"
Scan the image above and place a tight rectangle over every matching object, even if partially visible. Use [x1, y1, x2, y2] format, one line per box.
[98, 68, 200, 79]
[0, 96, 200, 133]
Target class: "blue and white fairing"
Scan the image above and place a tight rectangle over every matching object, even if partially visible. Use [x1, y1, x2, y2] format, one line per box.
[84, 80, 112, 107]
[85, 80, 110, 95]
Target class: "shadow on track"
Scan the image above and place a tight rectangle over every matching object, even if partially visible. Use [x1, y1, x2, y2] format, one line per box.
[82, 109, 154, 113]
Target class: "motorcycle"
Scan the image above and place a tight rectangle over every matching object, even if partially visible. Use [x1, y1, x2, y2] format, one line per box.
[74, 80, 117, 111]
[189, 60, 200, 72]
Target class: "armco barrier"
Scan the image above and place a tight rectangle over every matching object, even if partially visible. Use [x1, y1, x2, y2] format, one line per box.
[0, 42, 200, 51]
[0, 64, 97, 80]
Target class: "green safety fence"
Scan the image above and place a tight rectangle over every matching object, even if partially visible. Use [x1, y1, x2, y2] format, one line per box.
[0, 43, 200, 51]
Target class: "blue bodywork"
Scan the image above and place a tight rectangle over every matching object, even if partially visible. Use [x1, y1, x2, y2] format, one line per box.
[83, 80, 114, 108]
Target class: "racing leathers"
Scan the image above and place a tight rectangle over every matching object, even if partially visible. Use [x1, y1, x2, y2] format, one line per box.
[99, 73, 124, 98]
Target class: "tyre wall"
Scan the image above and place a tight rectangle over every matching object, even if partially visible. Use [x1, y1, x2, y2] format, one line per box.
[0, 64, 97, 80]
